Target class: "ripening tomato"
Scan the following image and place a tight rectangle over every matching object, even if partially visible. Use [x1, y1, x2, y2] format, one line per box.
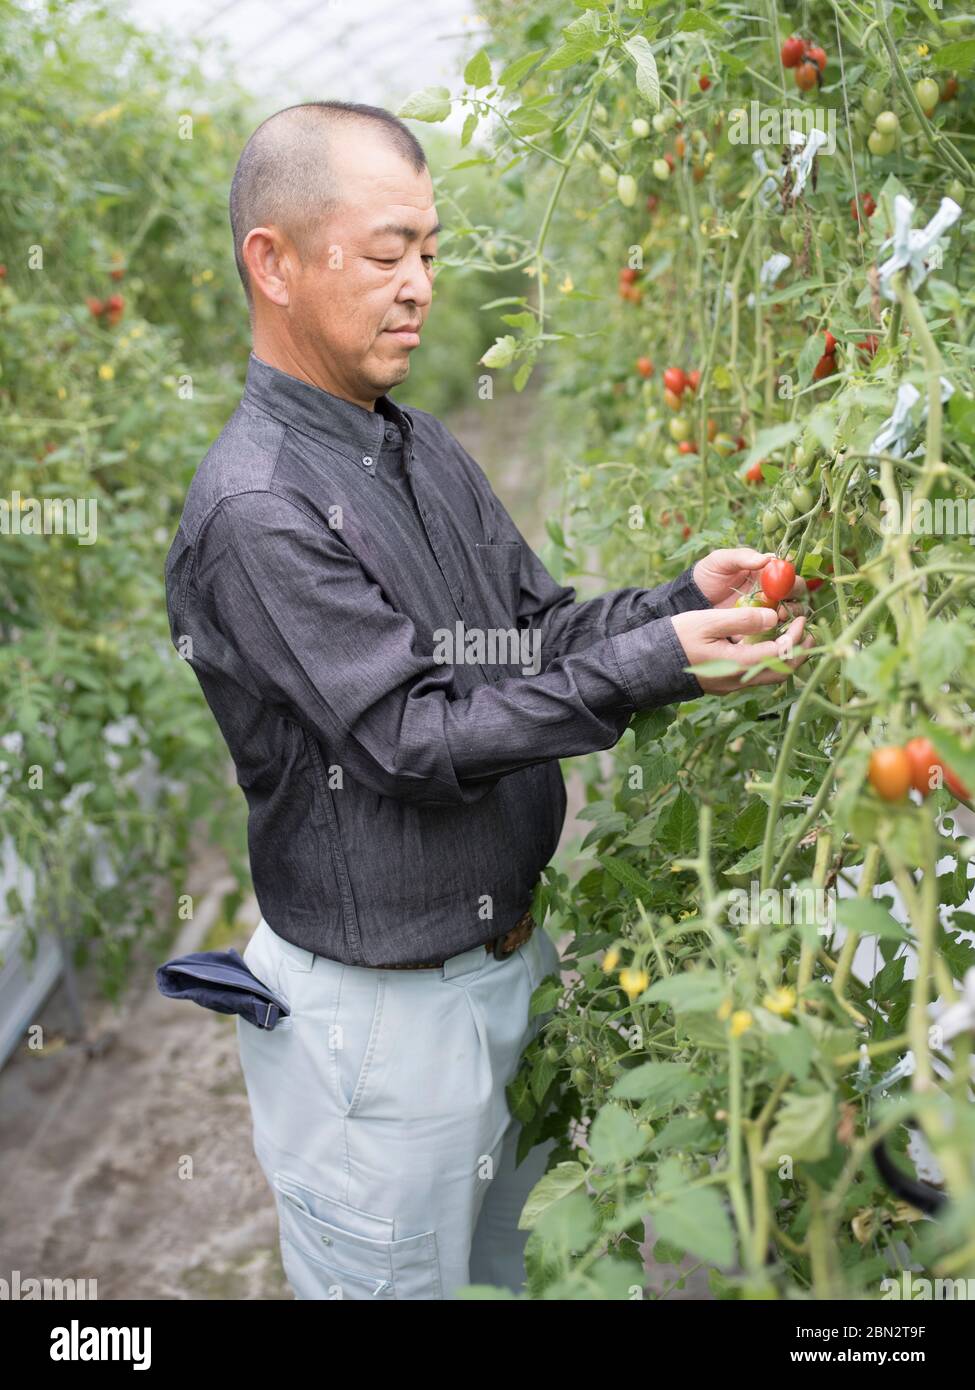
[745, 461, 764, 484]
[868, 746, 912, 802]
[857, 334, 879, 359]
[687, 369, 701, 392]
[781, 36, 806, 69]
[807, 46, 827, 72]
[823, 330, 837, 355]
[850, 192, 876, 221]
[699, 73, 711, 92]
[664, 152, 675, 171]
[663, 366, 687, 395]
[813, 352, 837, 381]
[86, 296, 105, 317]
[761, 558, 797, 602]
[805, 576, 824, 592]
[905, 737, 971, 800]
[636, 356, 654, 378]
[941, 76, 959, 102]
[619, 266, 640, 284]
[734, 435, 747, 451]
[678, 439, 697, 454]
[795, 61, 819, 92]
[663, 386, 683, 410]
[681, 523, 692, 540]
[707, 417, 718, 441]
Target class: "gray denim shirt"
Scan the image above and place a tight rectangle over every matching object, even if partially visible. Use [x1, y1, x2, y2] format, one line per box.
[164, 352, 712, 965]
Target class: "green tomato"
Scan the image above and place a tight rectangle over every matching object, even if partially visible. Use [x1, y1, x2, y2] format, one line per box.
[853, 111, 872, 138]
[713, 432, 736, 457]
[570, 1043, 588, 1066]
[631, 117, 650, 139]
[617, 173, 638, 207]
[819, 220, 836, 245]
[947, 178, 967, 204]
[652, 108, 676, 133]
[544, 1045, 561, 1063]
[902, 110, 922, 135]
[669, 416, 692, 442]
[790, 227, 806, 253]
[862, 87, 885, 117]
[868, 128, 896, 156]
[874, 110, 899, 135]
[791, 482, 814, 513]
[571, 1068, 592, 1095]
[599, 162, 617, 187]
[652, 157, 671, 181]
[915, 77, 940, 115]
[778, 497, 796, 521]
[762, 508, 783, 536]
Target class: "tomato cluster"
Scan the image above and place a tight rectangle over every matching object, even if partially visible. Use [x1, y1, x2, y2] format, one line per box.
[86, 292, 125, 325]
[868, 740, 971, 803]
[781, 34, 827, 93]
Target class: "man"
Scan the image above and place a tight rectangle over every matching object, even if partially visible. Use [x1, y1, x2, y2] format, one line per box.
[164, 100, 812, 1301]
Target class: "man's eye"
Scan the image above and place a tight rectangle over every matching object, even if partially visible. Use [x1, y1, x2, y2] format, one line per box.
[422, 254, 437, 266]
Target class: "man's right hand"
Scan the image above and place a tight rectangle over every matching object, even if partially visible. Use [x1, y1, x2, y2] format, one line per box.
[670, 606, 815, 694]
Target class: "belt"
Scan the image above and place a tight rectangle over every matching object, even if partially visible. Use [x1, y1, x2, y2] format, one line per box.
[368, 909, 536, 969]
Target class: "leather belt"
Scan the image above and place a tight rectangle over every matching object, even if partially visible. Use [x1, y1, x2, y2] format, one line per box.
[368, 909, 535, 969]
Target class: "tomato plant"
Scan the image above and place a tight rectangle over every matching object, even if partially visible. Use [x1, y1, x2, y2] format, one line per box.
[406, 0, 975, 1301]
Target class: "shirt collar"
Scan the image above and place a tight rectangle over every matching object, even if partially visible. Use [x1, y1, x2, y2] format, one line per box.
[242, 351, 413, 471]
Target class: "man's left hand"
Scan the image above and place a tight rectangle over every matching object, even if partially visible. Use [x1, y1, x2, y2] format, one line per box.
[692, 547, 807, 608]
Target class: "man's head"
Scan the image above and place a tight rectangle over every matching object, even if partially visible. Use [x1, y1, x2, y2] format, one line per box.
[229, 101, 437, 408]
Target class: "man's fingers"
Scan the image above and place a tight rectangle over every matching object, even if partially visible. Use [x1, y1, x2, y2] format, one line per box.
[705, 605, 780, 639]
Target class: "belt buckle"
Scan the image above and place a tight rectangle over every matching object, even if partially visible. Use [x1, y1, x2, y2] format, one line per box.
[492, 910, 534, 961]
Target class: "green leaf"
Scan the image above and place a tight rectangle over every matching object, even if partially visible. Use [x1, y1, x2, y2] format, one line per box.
[932, 40, 975, 73]
[464, 49, 492, 89]
[657, 788, 697, 854]
[623, 35, 660, 109]
[836, 897, 909, 942]
[498, 48, 548, 89]
[673, 11, 725, 38]
[460, 111, 479, 148]
[480, 334, 517, 368]
[519, 1161, 588, 1230]
[742, 422, 799, 468]
[589, 1102, 647, 1165]
[797, 333, 825, 389]
[397, 86, 452, 123]
[610, 1060, 703, 1105]
[540, 10, 603, 71]
[631, 705, 676, 749]
[760, 1090, 836, 1166]
[596, 853, 656, 905]
[651, 1186, 736, 1266]
[645, 969, 724, 1013]
[766, 1027, 815, 1081]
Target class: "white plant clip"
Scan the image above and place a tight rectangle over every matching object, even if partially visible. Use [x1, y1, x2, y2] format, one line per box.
[931, 966, 975, 1045]
[877, 195, 963, 302]
[902, 377, 954, 459]
[870, 1050, 916, 1095]
[785, 126, 829, 201]
[869, 381, 921, 458]
[743, 252, 791, 309]
[752, 148, 778, 208]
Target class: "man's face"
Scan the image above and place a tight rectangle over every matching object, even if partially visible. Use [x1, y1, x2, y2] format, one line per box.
[281, 130, 438, 405]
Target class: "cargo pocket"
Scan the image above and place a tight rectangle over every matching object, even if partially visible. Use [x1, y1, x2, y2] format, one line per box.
[272, 1172, 442, 1301]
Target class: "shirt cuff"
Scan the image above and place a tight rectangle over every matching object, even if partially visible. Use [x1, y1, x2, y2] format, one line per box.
[667, 563, 714, 613]
[610, 616, 704, 710]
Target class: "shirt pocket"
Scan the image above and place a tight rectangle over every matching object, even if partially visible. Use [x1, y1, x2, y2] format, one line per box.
[475, 541, 522, 619]
[272, 1171, 442, 1300]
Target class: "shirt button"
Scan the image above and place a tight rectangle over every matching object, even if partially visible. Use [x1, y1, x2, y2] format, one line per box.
[362, 456, 374, 467]
[384, 427, 397, 441]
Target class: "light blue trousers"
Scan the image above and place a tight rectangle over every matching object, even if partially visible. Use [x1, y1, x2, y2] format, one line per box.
[236, 917, 563, 1300]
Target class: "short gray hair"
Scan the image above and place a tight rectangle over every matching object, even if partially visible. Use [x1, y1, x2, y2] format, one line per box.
[228, 101, 428, 313]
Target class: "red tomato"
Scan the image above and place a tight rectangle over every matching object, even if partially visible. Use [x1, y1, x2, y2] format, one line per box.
[681, 524, 692, 540]
[664, 152, 675, 171]
[734, 435, 747, 451]
[646, 194, 659, 213]
[905, 736, 971, 800]
[687, 369, 701, 392]
[781, 36, 806, 68]
[760, 558, 797, 603]
[857, 334, 879, 358]
[636, 356, 654, 378]
[805, 576, 824, 592]
[868, 747, 912, 802]
[850, 192, 876, 221]
[86, 296, 105, 317]
[807, 46, 827, 72]
[823, 330, 837, 355]
[812, 351, 837, 381]
[745, 461, 764, 484]
[698, 73, 711, 92]
[678, 439, 697, 454]
[795, 61, 819, 91]
[663, 366, 687, 395]
[619, 266, 639, 284]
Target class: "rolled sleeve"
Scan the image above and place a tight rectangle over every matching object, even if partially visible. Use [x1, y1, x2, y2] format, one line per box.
[611, 616, 704, 708]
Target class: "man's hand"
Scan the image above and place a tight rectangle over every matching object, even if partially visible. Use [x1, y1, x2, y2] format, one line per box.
[692, 546, 808, 621]
[670, 606, 815, 693]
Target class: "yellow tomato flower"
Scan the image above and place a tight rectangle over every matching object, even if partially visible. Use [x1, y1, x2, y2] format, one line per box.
[602, 946, 621, 973]
[763, 986, 796, 1017]
[730, 1010, 753, 1037]
[619, 967, 649, 1000]
[717, 997, 733, 1021]
[917, 44, 929, 57]
[98, 363, 115, 381]
[130, 324, 144, 339]
[201, 268, 214, 282]
[559, 274, 573, 293]
[56, 386, 67, 400]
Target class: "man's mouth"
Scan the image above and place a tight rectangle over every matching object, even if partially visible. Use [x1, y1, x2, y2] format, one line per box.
[383, 324, 421, 346]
